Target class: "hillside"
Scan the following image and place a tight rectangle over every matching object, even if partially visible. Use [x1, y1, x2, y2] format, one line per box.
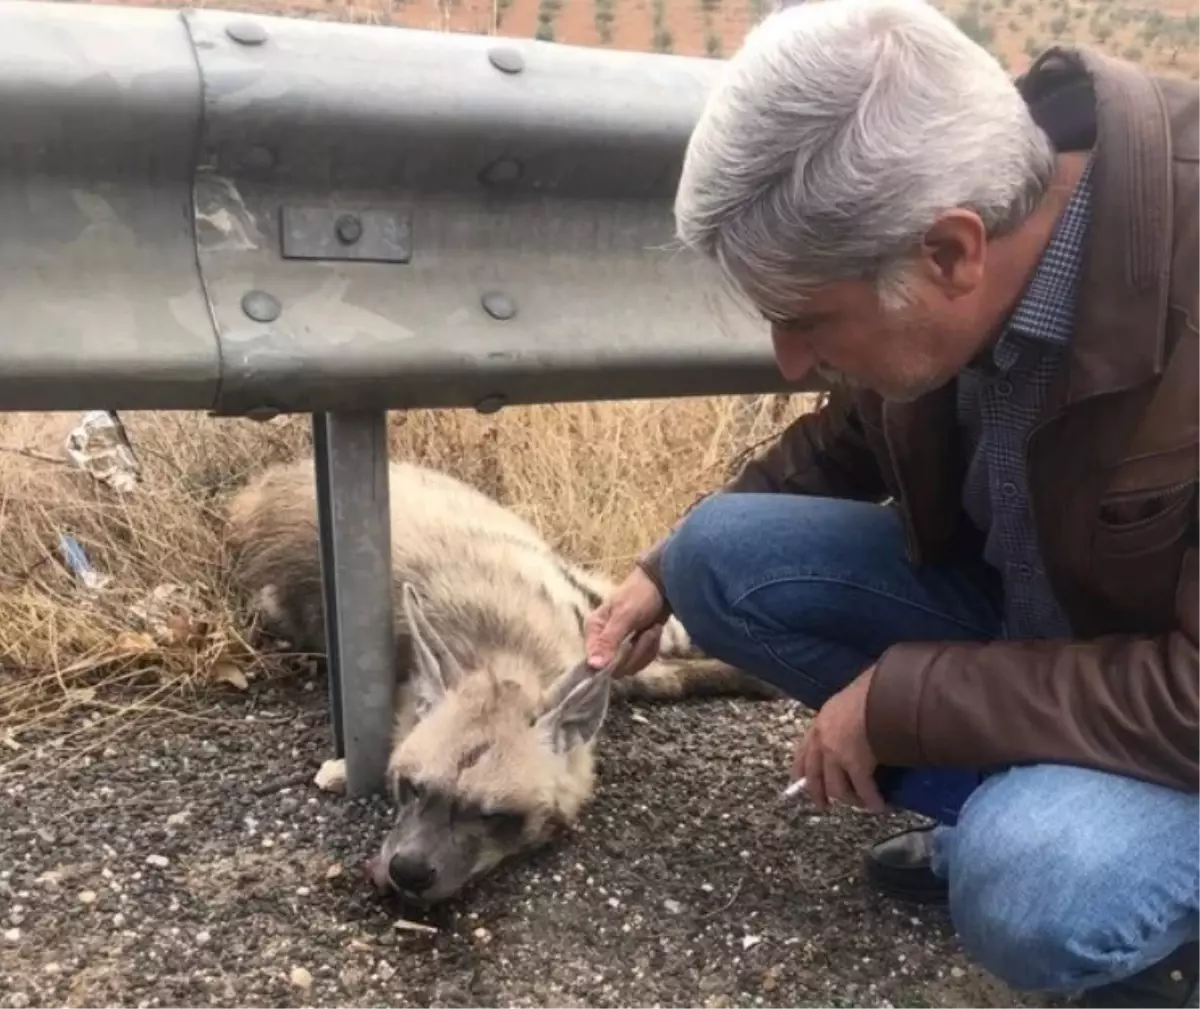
[73, 0, 1199, 78]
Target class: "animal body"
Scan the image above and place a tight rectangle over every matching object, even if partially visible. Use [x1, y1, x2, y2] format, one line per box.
[225, 458, 774, 905]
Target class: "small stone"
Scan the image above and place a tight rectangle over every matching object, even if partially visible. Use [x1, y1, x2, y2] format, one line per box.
[347, 938, 371, 953]
[260, 838, 275, 849]
[290, 966, 313, 990]
[43, 963, 61, 975]
[146, 854, 169, 868]
[195, 930, 210, 945]
[762, 965, 782, 992]
[3, 928, 19, 943]
[742, 935, 763, 951]
[296, 886, 310, 897]
[950, 966, 966, 978]
[78, 889, 98, 905]
[375, 961, 396, 981]
[166, 811, 188, 827]
[473, 927, 492, 942]
[112, 913, 126, 928]
[325, 864, 343, 881]
[663, 898, 683, 915]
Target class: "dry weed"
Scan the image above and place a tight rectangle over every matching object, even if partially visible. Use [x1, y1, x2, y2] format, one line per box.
[0, 394, 816, 778]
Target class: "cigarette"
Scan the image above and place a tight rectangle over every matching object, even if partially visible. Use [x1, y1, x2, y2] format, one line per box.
[393, 917, 439, 935]
[781, 777, 808, 800]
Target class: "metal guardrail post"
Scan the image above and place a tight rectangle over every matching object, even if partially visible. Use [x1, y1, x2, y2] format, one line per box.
[312, 411, 395, 796]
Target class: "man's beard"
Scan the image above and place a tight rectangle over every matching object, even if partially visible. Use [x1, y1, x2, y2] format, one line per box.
[813, 342, 952, 404]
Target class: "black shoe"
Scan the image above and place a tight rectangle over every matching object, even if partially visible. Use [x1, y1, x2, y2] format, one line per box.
[863, 824, 949, 905]
[1076, 941, 1199, 1008]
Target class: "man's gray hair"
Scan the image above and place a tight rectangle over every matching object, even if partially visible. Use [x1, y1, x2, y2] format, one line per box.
[674, 0, 1056, 315]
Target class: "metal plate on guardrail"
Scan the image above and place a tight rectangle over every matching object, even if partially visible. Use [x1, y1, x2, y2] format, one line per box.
[279, 207, 414, 264]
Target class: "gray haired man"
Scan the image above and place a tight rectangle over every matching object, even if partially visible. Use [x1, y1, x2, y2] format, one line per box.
[585, 1, 1199, 1005]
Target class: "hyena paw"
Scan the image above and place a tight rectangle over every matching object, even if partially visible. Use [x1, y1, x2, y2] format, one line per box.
[618, 663, 686, 702]
[656, 617, 703, 660]
[314, 758, 347, 794]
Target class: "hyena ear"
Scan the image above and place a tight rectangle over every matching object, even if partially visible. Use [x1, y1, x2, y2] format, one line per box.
[401, 582, 464, 718]
[536, 661, 612, 754]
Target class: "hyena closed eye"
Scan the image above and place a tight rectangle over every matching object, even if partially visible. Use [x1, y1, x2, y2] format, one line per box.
[226, 458, 773, 904]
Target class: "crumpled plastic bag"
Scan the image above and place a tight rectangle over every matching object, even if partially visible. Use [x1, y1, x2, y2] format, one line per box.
[128, 582, 208, 646]
[64, 411, 140, 494]
[58, 534, 111, 592]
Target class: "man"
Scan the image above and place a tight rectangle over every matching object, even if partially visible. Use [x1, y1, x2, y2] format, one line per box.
[584, 1, 1199, 1005]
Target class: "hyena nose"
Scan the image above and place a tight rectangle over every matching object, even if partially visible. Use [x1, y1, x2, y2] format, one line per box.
[387, 855, 436, 894]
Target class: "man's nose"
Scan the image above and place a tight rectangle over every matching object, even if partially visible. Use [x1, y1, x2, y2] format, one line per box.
[770, 325, 818, 383]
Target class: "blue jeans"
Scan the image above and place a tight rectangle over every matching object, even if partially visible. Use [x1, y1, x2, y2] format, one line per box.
[659, 492, 1200, 995]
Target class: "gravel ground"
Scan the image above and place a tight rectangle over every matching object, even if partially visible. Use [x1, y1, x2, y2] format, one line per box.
[0, 670, 1040, 1009]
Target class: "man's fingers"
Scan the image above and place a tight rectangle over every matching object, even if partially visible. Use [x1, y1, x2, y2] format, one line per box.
[582, 606, 607, 638]
[847, 760, 888, 814]
[620, 624, 662, 677]
[586, 567, 667, 668]
[822, 760, 855, 808]
[587, 609, 660, 674]
[802, 737, 828, 810]
[584, 606, 620, 667]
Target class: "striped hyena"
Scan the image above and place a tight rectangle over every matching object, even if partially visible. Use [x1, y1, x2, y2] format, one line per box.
[226, 458, 774, 905]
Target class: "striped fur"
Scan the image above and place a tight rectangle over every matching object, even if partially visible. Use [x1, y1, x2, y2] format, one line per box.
[225, 458, 775, 904]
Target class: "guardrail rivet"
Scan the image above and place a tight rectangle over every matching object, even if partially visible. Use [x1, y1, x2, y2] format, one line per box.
[488, 47, 524, 74]
[475, 394, 507, 414]
[227, 20, 268, 45]
[242, 290, 281, 323]
[479, 158, 523, 186]
[481, 291, 517, 320]
[335, 214, 363, 245]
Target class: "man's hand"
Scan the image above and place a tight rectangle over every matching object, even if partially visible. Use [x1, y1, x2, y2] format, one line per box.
[585, 567, 667, 677]
[791, 665, 887, 813]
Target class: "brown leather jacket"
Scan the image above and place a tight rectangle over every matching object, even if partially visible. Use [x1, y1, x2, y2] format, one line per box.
[639, 47, 1199, 794]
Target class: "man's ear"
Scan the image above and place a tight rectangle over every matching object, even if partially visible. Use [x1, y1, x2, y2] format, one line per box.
[536, 661, 612, 754]
[917, 208, 987, 297]
[401, 582, 464, 719]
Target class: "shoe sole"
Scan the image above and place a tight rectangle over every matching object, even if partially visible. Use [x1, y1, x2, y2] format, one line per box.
[864, 862, 950, 906]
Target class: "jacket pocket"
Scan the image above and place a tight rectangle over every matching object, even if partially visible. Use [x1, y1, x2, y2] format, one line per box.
[1093, 481, 1197, 558]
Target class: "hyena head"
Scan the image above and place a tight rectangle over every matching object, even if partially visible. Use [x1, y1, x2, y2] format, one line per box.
[368, 584, 616, 905]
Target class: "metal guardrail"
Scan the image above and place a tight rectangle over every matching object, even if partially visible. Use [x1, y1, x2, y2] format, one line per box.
[0, 0, 803, 794]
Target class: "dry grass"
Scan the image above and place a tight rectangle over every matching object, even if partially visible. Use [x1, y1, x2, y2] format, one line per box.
[0, 395, 815, 780]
